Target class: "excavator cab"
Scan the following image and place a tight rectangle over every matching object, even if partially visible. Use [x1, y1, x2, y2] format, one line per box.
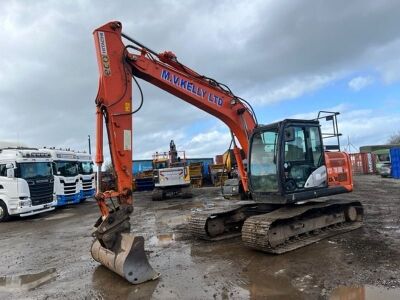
[248, 119, 350, 203]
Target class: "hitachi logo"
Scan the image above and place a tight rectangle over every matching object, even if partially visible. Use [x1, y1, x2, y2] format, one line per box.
[98, 32, 108, 55]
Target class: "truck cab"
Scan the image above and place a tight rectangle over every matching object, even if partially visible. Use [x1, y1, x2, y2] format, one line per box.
[0, 147, 56, 221]
[43, 149, 81, 206]
[76, 153, 95, 201]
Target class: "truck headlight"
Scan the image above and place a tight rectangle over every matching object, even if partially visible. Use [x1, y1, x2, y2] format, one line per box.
[18, 198, 32, 207]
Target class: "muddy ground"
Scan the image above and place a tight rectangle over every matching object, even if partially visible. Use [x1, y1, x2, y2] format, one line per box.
[0, 175, 400, 299]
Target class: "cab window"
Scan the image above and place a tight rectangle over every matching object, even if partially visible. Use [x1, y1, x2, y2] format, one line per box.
[249, 130, 279, 193]
[0, 164, 6, 177]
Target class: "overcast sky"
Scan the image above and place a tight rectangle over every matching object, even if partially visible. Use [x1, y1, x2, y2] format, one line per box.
[1, 0, 400, 162]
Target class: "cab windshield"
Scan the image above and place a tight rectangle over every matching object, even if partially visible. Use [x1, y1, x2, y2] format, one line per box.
[79, 161, 94, 175]
[17, 162, 53, 179]
[249, 129, 279, 193]
[154, 161, 168, 169]
[54, 161, 79, 177]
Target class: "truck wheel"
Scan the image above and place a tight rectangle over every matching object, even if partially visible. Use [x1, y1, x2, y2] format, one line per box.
[0, 201, 10, 222]
[181, 187, 193, 199]
[152, 189, 164, 201]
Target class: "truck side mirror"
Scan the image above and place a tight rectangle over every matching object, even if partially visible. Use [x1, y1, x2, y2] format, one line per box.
[6, 167, 14, 178]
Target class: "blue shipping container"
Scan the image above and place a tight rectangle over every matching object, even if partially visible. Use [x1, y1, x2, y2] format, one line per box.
[132, 159, 153, 175]
[390, 148, 400, 179]
[135, 177, 155, 191]
[133, 158, 214, 177]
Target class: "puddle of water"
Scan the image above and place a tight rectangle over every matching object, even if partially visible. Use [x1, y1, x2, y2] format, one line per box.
[242, 274, 303, 300]
[158, 214, 189, 227]
[0, 268, 57, 291]
[158, 202, 204, 211]
[92, 265, 159, 299]
[330, 285, 400, 300]
[43, 213, 74, 221]
[148, 233, 177, 247]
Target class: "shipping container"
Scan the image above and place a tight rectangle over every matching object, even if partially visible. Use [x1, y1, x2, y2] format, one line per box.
[390, 148, 400, 179]
[133, 158, 214, 178]
[360, 144, 400, 153]
[215, 155, 223, 164]
[132, 159, 153, 175]
[134, 178, 155, 191]
[186, 158, 214, 177]
[349, 153, 376, 175]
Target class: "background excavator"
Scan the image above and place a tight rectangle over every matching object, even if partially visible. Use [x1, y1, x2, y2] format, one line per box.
[91, 21, 363, 284]
[151, 140, 192, 200]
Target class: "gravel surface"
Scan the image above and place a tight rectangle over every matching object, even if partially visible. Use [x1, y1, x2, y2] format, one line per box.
[0, 175, 399, 299]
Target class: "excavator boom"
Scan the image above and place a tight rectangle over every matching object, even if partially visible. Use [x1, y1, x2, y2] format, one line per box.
[91, 22, 160, 284]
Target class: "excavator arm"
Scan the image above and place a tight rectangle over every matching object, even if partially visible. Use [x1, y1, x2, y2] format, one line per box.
[94, 21, 257, 196]
[91, 21, 257, 284]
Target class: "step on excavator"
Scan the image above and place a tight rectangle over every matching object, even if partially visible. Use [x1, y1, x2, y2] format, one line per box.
[91, 21, 363, 284]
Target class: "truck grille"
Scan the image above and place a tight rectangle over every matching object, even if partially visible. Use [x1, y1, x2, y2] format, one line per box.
[64, 182, 77, 195]
[82, 179, 93, 190]
[27, 179, 54, 206]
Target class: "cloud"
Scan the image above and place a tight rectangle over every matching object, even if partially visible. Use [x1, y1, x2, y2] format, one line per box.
[249, 74, 338, 105]
[348, 76, 374, 91]
[288, 104, 400, 151]
[182, 129, 231, 158]
[0, 0, 400, 163]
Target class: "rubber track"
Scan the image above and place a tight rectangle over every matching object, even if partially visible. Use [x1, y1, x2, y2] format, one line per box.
[188, 205, 246, 241]
[242, 199, 363, 254]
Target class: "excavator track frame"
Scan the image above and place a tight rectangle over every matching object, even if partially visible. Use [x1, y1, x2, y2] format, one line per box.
[242, 199, 363, 253]
[188, 203, 280, 240]
[189, 199, 363, 254]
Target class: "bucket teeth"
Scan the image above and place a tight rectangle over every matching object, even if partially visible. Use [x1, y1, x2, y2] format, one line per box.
[91, 234, 160, 284]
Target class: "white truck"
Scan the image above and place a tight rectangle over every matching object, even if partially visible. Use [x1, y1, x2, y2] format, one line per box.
[76, 153, 95, 201]
[43, 149, 81, 206]
[0, 147, 56, 221]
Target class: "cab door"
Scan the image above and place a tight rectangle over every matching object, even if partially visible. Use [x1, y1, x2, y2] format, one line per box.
[282, 124, 326, 192]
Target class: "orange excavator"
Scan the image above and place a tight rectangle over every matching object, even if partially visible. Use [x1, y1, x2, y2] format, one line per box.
[91, 21, 363, 284]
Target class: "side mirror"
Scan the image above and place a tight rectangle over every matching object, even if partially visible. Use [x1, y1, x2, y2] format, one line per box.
[6, 168, 14, 178]
[284, 127, 295, 142]
[6, 163, 15, 178]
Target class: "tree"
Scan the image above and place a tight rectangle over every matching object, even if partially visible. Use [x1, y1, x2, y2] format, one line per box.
[388, 131, 400, 144]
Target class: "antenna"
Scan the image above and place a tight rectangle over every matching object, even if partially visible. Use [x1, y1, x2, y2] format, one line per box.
[345, 136, 358, 153]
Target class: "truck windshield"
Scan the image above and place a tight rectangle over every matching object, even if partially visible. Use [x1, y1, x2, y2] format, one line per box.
[79, 161, 93, 175]
[17, 162, 53, 179]
[54, 161, 79, 177]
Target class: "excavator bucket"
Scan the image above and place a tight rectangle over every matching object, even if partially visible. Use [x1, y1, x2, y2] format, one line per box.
[91, 234, 160, 284]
